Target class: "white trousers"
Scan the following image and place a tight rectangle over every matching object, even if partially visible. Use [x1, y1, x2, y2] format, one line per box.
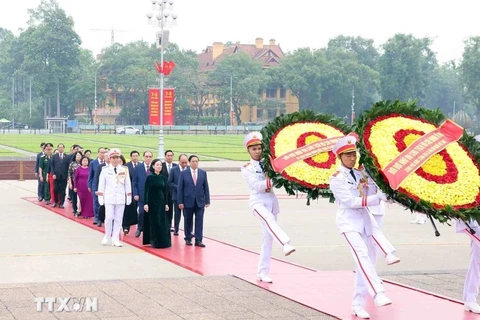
[105, 204, 125, 242]
[344, 230, 387, 306]
[252, 204, 290, 275]
[463, 225, 480, 303]
[352, 215, 393, 306]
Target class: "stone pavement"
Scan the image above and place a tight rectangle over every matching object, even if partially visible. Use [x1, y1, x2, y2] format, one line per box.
[0, 171, 473, 319]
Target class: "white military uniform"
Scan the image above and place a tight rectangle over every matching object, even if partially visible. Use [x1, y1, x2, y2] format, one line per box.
[456, 219, 480, 308]
[98, 164, 132, 245]
[241, 132, 293, 280]
[329, 136, 397, 315]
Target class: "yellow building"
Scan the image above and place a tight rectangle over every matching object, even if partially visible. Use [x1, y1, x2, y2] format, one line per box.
[197, 38, 299, 124]
[73, 77, 120, 125]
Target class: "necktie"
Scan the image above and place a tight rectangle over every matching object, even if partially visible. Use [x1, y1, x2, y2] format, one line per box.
[193, 170, 197, 185]
[168, 164, 171, 173]
[114, 167, 117, 174]
[60, 154, 63, 160]
[259, 161, 265, 173]
[349, 169, 357, 182]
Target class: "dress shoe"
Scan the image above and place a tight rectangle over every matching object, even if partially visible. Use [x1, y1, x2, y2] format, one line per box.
[45, 201, 50, 205]
[123, 228, 129, 235]
[386, 253, 400, 265]
[93, 221, 98, 225]
[351, 305, 370, 319]
[283, 244, 296, 256]
[38, 197, 43, 201]
[59, 205, 64, 209]
[97, 222, 103, 227]
[374, 292, 392, 307]
[186, 240, 193, 246]
[195, 241, 206, 247]
[135, 229, 141, 238]
[257, 273, 273, 283]
[465, 302, 480, 313]
[112, 240, 122, 247]
[51, 203, 57, 208]
[174, 232, 179, 236]
[101, 237, 109, 246]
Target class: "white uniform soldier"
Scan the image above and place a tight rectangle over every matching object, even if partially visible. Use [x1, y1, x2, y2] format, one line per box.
[329, 136, 400, 319]
[98, 148, 132, 247]
[241, 132, 295, 283]
[456, 219, 480, 313]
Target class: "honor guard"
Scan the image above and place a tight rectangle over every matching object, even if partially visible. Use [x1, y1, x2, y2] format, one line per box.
[241, 132, 295, 284]
[456, 219, 480, 313]
[38, 143, 54, 205]
[329, 135, 400, 319]
[97, 148, 132, 247]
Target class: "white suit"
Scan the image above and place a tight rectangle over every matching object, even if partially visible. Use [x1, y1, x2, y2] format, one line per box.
[241, 159, 290, 276]
[330, 165, 396, 306]
[98, 165, 132, 243]
[456, 219, 480, 303]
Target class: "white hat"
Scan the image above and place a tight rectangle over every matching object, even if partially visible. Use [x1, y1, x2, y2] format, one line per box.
[108, 148, 121, 158]
[244, 131, 262, 149]
[332, 136, 357, 156]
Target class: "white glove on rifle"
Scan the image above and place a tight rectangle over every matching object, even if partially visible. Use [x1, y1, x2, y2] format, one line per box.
[98, 196, 104, 206]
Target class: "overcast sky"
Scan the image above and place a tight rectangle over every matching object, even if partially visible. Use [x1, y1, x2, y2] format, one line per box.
[1, 0, 478, 63]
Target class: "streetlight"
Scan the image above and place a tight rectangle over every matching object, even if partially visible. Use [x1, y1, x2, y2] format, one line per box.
[147, 0, 178, 160]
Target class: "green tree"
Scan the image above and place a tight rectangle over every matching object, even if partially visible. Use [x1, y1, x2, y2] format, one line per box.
[278, 48, 327, 112]
[327, 35, 379, 69]
[24, 0, 82, 117]
[424, 62, 464, 115]
[460, 36, 480, 121]
[378, 34, 437, 104]
[208, 53, 267, 124]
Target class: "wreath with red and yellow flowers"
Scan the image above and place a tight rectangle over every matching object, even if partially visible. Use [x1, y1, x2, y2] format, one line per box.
[261, 110, 351, 202]
[354, 100, 480, 223]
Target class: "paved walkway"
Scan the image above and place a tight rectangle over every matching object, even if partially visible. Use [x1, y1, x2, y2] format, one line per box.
[0, 172, 475, 319]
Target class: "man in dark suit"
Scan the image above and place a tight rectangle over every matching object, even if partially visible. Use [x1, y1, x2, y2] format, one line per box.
[133, 150, 153, 238]
[35, 142, 46, 201]
[50, 143, 70, 208]
[161, 150, 177, 231]
[168, 153, 188, 235]
[88, 147, 106, 225]
[126, 150, 140, 181]
[177, 155, 210, 247]
[92, 149, 109, 228]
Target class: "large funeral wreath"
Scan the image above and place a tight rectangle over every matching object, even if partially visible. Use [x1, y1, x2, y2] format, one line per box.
[261, 110, 351, 202]
[354, 100, 480, 223]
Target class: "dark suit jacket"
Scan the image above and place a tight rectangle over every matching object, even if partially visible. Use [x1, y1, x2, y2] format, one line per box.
[88, 158, 100, 190]
[161, 162, 178, 200]
[92, 163, 106, 193]
[126, 161, 138, 182]
[168, 165, 189, 202]
[177, 168, 210, 208]
[51, 153, 70, 180]
[133, 163, 150, 203]
[35, 152, 44, 174]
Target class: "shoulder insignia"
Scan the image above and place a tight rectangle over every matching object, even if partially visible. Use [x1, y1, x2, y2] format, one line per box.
[332, 170, 340, 177]
[243, 162, 251, 168]
[40, 154, 46, 158]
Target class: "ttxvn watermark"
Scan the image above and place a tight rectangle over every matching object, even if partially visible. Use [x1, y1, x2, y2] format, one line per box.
[34, 297, 98, 312]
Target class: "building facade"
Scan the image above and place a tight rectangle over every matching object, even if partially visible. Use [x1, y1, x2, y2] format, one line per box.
[197, 37, 299, 124]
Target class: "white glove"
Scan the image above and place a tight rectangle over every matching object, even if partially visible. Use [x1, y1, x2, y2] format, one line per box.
[98, 196, 104, 206]
[377, 191, 388, 202]
[126, 195, 132, 205]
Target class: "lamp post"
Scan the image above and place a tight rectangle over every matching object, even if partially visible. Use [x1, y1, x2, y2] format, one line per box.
[147, 0, 178, 160]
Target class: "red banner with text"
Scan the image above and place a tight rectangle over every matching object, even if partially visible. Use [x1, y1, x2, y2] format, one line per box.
[382, 119, 464, 190]
[163, 88, 175, 126]
[148, 88, 175, 126]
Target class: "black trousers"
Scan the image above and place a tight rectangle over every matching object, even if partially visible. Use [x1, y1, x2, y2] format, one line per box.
[54, 178, 67, 205]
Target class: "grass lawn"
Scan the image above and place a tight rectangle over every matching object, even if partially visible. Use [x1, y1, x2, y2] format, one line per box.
[0, 134, 250, 161]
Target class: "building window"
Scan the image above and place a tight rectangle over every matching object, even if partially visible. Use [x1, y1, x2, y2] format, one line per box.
[280, 89, 286, 99]
[266, 88, 277, 98]
[257, 108, 262, 119]
[267, 109, 277, 119]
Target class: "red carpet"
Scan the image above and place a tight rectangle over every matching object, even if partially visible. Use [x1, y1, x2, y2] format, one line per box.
[26, 197, 480, 319]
